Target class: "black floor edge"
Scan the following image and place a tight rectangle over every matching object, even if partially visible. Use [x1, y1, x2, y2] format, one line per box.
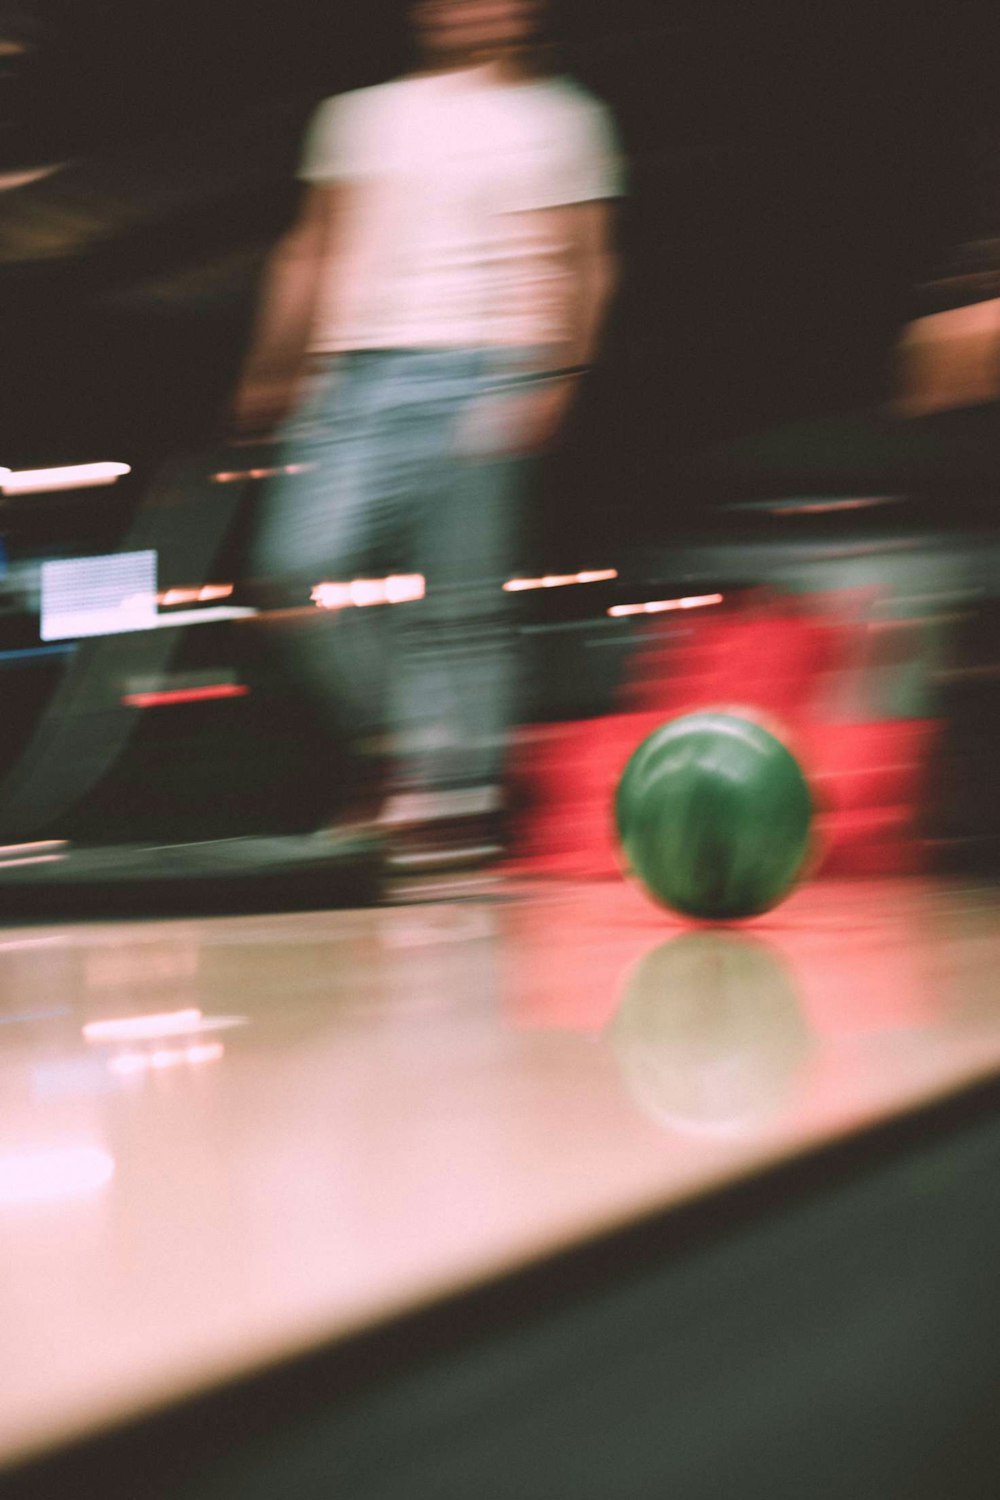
[5, 1062, 1000, 1499]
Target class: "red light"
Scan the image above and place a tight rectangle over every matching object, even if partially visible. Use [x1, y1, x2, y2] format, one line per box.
[123, 685, 250, 709]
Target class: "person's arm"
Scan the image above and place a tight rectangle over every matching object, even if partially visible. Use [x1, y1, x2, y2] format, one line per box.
[486, 197, 619, 456]
[559, 196, 620, 371]
[230, 183, 342, 437]
[893, 296, 1000, 418]
[525, 196, 619, 446]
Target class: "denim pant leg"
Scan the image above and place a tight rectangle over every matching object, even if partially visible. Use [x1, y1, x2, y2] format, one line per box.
[251, 358, 398, 746]
[253, 348, 530, 802]
[391, 465, 525, 796]
[387, 380, 528, 797]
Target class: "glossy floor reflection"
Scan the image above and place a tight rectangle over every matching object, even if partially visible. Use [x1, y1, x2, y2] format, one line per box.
[2, 875, 1000, 1468]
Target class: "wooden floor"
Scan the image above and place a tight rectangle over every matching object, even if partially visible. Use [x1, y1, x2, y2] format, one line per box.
[2, 873, 1000, 1470]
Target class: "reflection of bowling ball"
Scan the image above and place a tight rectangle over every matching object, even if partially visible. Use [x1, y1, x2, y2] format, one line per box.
[609, 933, 811, 1136]
[615, 710, 813, 920]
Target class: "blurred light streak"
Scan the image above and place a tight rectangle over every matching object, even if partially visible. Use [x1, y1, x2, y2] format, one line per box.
[159, 585, 234, 607]
[764, 497, 901, 516]
[108, 1042, 224, 1077]
[1, 463, 130, 495]
[83, 1010, 203, 1044]
[608, 593, 724, 619]
[504, 569, 618, 593]
[0, 164, 65, 192]
[122, 684, 250, 709]
[145, 607, 257, 629]
[212, 463, 317, 484]
[0, 935, 66, 952]
[45, 606, 257, 640]
[0, 854, 66, 869]
[0, 841, 68, 858]
[312, 575, 426, 610]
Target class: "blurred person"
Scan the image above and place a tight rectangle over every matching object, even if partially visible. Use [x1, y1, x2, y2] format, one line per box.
[895, 293, 1000, 417]
[233, 0, 623, 870]
[894, 128, 1000, 420]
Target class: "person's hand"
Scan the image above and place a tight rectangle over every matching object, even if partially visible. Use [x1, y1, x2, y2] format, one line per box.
[514, 379, 578, 453]
[456, 377, 579, 459]
[228, 373, 299, 442]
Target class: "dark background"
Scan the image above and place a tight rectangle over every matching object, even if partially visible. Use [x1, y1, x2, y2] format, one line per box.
[1, 1, 997, 553]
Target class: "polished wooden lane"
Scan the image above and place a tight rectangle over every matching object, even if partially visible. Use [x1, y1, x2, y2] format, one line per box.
[2, 875, 1000, 1470]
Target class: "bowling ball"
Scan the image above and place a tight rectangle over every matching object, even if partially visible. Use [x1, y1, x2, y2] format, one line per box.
[615, 710, 813, 920]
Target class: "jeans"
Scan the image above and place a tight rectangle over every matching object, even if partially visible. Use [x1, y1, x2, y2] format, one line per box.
[252, 348, 533, 802]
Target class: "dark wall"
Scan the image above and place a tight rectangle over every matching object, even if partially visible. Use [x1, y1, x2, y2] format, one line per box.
[1, 3, 997, 543]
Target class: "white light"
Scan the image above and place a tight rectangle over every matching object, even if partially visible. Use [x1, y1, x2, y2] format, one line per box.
[182, 1041, 225, 1066]
[0, 935, 66, 953]
[145, 606, 256, 630]
[42, 543, 254, 643]
[312, 575, 426, 611]
[107, 1053, 149, 1076]
[41, 550, 157, 641]
[504, 569, 618, 594]
[0, 841, 67, 858]
[1, 462, 131, 496]
[159, 585, 234, 607]
[83, 1009, 204, 1044]
[0, 854, 65, 869]
[312, 582, 351, 610]
[608, 593, 724, 619]
[0, 1145, 115, 1208]
[0, 837, 68, 868]
[384, 574, 426, 604]
[108, 1042, 224, 1078]
[349, 580, 383, 608]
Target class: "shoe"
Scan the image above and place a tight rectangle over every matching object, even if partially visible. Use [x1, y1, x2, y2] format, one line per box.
[385, 814, 503, 875]
[379, 786, 503, 828]
[380, 787, 504, 875]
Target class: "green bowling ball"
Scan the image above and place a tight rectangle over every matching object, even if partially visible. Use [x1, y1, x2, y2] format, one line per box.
[615, 710, 814, 920]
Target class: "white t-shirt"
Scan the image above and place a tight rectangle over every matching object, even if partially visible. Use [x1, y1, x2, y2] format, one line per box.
[298, 68, 624, 353]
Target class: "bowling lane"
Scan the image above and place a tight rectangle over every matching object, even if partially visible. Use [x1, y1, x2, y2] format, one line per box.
[2, 875, 1000, 1470]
